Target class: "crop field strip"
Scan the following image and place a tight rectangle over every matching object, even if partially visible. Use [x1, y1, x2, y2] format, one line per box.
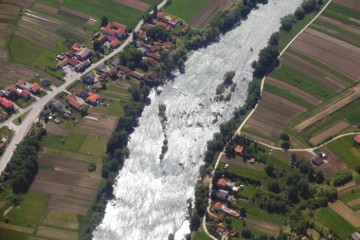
[0, 3, 20, 20]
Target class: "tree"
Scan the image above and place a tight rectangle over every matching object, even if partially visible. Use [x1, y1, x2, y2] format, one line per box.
[101, 16, 108, 27]
[280, 132, 290, 141]
[17, 117, 22, 124]
[223, 71, 235, 85]
[168, 234, 175, 240]
[268, 180, 281, 193]
[294, 7, 305, 20]
[93, 40, 102, 52]
[130, 86, 141, 102]
[190, 213, 201, 231]
[240, 208, 247, 218]
[280, 15, 295, 32]
[242, 229, 253, 239]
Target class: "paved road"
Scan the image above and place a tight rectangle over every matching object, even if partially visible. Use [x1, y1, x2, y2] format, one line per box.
[0, 0, 168, 174]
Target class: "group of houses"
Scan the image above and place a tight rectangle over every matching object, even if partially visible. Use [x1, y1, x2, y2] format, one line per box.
[56, 43, 92, 72]
[96, 21, 128, 49]
[0, 79, 46, 113]
[206, 177, 242, 236]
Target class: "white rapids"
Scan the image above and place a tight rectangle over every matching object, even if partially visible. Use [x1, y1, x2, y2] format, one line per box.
[94, 0, 303, 239]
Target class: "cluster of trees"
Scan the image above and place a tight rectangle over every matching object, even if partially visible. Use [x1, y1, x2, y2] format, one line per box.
[280, 132, 291, 150]
[118, 47, 147, 71]
[225, 135, 267, 163]
[333, 171, 353, 187]
[0, 129, 46, 204]
[81, 82, 150, 240]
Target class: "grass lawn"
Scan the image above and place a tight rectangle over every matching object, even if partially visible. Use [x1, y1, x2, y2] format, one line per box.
[10, 35, 45, 65]
[0, 126, 13, 142]
[346, 108, 360, 124]
[164, 0, 209, 23]
[316, 207, 355, 239]
[45, 209, 78, 229]
[263, 84, 314, 109]
[241, 128, 278, 143]
[239, 184, 259, 199]
[327, 135, 360, 168]
[79, 135, 107, 156]
[339, 189, 360, 203]
[63, 0, 144, 28]
[0, 228, 29, 240]
[222, 162, 270, 186]
[13, 110, 31, 126]
[41, 132, 87, 152]
[6, 191, 50, 227]
[270, 63, 336, 101]
[193, 224, 212, 240]
[42, 148, 99, 163]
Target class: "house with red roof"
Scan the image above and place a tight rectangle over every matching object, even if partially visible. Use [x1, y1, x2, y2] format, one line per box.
[119, 65, 131, 74]
[103, 22, 128, 39]
[20, 89, 31, 100]
[0, 97, 14, 111]
[129, 71, 144, 80]
[57, 57, 80, 69]
[147, 53, 161, 61]
[354, 135, 360, 145]
[30, 83, 40, 94]
[234, 145, 244, 154]
[207, 211, 219, 221]
[181, 25, 190, 35]
[66, 94, 83, 111]
[156, 12, 166, 21]
[110, 38, 120, 48]
[86, 92, 101, 106]
[213, 202, 223, 211]
[155, 21, 167, 29]
[217, 178, 228, 188]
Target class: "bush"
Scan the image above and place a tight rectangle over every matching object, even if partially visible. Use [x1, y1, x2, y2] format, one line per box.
[333, 172, 353, 187]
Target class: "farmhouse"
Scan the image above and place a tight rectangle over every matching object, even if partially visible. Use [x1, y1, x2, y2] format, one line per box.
[129, 71, 144, 80]
[57, 57, 80, 69]
[311, 155, 324, 166]
[30, 83, 40, 94]
[354, 135, 360, 145]
[66, 94, 83, 111]
[75, 60, 91, 72]
[52, 100, 65, 115]
[119, 65, 131, 74]
[40, 78, 52, 87]
[83, 74, 95, 85]
[234, 145, 244, 154]
[217, 178, 228, 188]
[219, 190, 229, 201]
[75, 48, 92, 61]
[0, 97, 14, 111]
[103, 22, 128, 39]
[86, 92, 101, 106]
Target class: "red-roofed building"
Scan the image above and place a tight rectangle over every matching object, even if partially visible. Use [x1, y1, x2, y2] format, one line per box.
[217, 178, 228, 188]
[163, 41, 172, 49]
[207, 211, 219, 221]
[147, 58, 158, 67]
[155, 21, 167, 29]
[103, 22, 128, 39]
[181, 25, 190, 35]
[138, 30, 147, 40]
[147, 71, 158, 80]
[66, 94, 82, 110]
[169, 16, 180, 26]
[234, 145, 244, 154]
[20, 90, 31, 100]
[217, 223, 226, 233]
[213, 202, 223, 211]
[86, 92, 101, 106]
[57, 57, 80, 68]
[119, 65, 131, 74]
[142, 23, 153, 30]
[74, 88, 87, 99]
[30, 83, 40, 94]
[110, 39, 120, 48]
[156, 12, 166, 21]
[165, 25, 172, 31]
[354, 135, 360, 145]
[0, 97, 14, 111]
[129, 71, 144, 80]
[147, 53, 161, 61]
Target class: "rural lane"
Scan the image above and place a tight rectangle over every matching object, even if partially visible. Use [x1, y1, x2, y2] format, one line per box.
[0, 0, 169, 174]
[202, 0, 334, 238]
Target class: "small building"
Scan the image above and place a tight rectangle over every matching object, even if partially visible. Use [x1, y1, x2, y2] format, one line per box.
[354, 135, 360, 145]
[155, 21, 167, 29]
[20, 89, 31, 100]
[169, 16, 180, 26]
[30, 83, 40, 94]
[96, 64, 107, 74]
[86, 92, 101, 106]
[40, 78, 52, 87]
[129, 71, 144, 80]
[217, 223, 226, 233]
[0, 97, 14, 111]
[110, 39, 120, 48]
[207, 211, 219, 221]
[217, 178, 228, 188]
[351, 232, 360, 240]
[51, 100, 65, 115]
[66, 94, 83, 111]
[234, 145, 244, 154]
[213, 202, 223, 211]
[74, 88, 88, 99]
[103, 22, 128, 39]
[83, 75, 95, 85]
[75, 48, 92, 61]
[147, 52, 161, 61]
[119, 65, 131, 74]
[218, 190, 229, 201]
[75, 60, 91, 73]
[181, 25, 190, 35]
[57, 57, 79, 69]
[112, 58, 121, 67]
[311, 155, 324, 166]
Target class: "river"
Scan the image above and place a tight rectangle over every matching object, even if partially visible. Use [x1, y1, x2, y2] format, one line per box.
[93, 0, 303, 239]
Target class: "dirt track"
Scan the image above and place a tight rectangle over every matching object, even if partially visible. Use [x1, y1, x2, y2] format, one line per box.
[266, 76, 322, 104]
[295, 87, 360, 132]
[310, 121, 349, 144]
[291, 29, 360, 81]
[190, 0, 235, 28]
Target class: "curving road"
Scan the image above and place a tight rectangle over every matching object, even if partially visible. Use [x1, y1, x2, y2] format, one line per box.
[0, 0, 169, 174]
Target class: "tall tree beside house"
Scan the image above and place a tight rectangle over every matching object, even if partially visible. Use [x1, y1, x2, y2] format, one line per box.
[101, 16, 108, 27]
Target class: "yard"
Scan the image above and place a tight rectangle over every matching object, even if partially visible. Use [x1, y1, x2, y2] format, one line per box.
[164, 0, 209, 23]
[327, 135, 360, 168]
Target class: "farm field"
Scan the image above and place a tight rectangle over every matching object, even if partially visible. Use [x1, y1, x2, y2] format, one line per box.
[244, 0, 360, 148]
[327, 135, 360, 168]
[164, 0, 209, 23]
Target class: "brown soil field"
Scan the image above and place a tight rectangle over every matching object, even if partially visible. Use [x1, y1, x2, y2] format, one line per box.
[77, 111, 118, 138]
[58, 7, 96, 25]
[37, 226, 77, 240]
[22, 13, 60, 32]
[246, 220, 280, 235]
[294, 88, 360, 132]
[46, 122, 69, 137]
[66, 185, 97, 200]
[338, 182, 358, 194]
[0, 4, 20, 20]
[0, 62, 36, 88]
[266, 76, 322, 104]
[113, 0, 150, 11]
[290, 29, 360, 81]
[0, 23, 12, 61]
[31, 179, 69, 195]
[334, 0, 360, 11]
[38, 155, 88, 173]
[41, 147, 99, 163]
[329, 201, 360, 227]
[318, 16, 360, 36]
[317, 146, 348, 177]
[48, 195, 91, 215]
[2, 0, 34, 7]
[244, 92, 307, 138]
[281, 52, 349, 92]
[33, 3, 58, 15]
[347, 198, 360, 207]
[310, 121, 349, 145]
[190, 0, 235, 28]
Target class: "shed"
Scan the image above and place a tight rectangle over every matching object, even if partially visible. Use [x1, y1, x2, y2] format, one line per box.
[354, 135, 360, 145]
[311, 155, 324, 166]
[218, 190, 229, 201]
